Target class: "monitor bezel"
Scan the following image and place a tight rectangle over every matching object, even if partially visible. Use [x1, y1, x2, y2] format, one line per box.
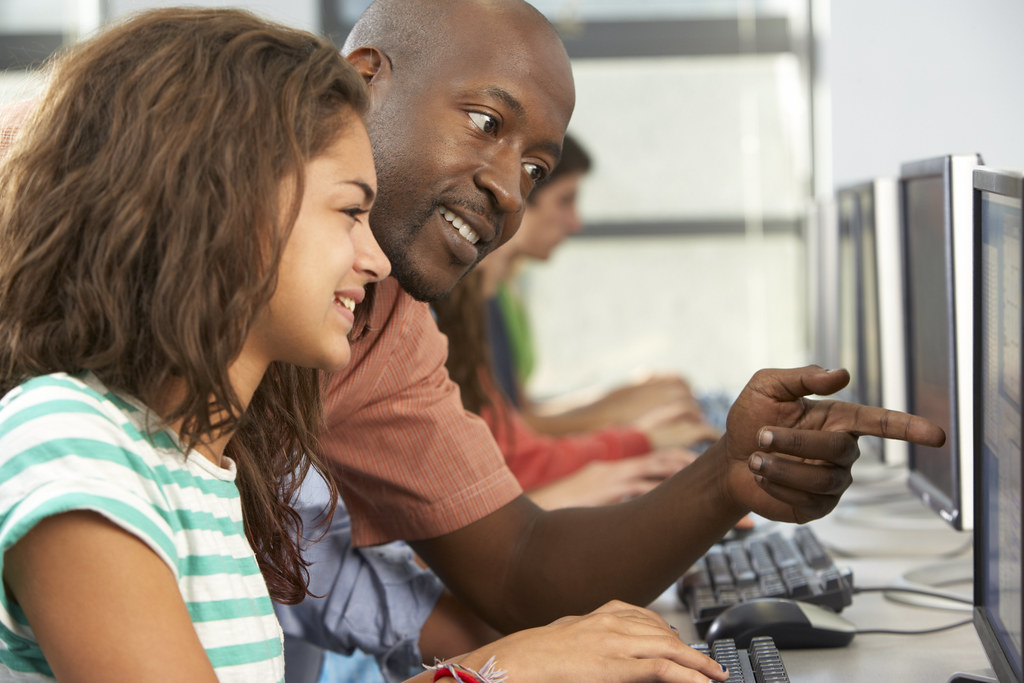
[972, 166, 1024, 683]
[899, 153, 979, 531]
[835, 184, 866, 402]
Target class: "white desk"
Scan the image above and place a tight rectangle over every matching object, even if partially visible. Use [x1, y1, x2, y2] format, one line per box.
[652, 467, 995, 682]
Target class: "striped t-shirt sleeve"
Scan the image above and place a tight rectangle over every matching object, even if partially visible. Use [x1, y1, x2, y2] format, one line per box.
[0, 374, 284, 682]
[0, 377, 180, 677]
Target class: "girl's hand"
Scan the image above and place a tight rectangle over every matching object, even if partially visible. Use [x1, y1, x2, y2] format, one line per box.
[428, 600, 729, 683]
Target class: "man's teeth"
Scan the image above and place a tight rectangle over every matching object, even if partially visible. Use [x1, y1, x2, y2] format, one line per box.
[441, 207, 479, 245]
[335, 295, 355, 312]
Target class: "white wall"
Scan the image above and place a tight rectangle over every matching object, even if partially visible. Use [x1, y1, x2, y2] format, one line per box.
[523, 233, 808, 402]
[569, 54, 810, 223]
[104, 0, 318, 33]
[827, 0, 1024, 187]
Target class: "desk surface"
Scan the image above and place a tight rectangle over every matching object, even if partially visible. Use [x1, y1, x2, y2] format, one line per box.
[652, 468, 995, 683]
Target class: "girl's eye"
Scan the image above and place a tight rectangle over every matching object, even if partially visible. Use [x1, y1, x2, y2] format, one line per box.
[524, 162, 546, 184]
[342, 207, 370, 222]
[468, 111, 498, 135]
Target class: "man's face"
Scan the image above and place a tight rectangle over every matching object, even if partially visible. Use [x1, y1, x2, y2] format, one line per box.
[359, 11, 574, 301]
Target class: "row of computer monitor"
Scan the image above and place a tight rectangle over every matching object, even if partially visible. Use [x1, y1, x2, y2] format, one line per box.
[821, 156, 1021, 682]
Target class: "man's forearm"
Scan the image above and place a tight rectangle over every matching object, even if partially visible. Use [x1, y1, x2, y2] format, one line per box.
[412, 446, 744, 633]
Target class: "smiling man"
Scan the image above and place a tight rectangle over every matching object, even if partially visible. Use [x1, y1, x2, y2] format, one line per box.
[314, 0, 945, 638]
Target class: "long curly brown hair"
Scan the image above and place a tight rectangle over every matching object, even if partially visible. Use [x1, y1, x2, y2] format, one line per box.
[0, 7, 369, 604]
[433, 268, 494, 414]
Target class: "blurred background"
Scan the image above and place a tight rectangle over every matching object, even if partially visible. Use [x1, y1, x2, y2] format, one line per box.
[2, 0, 1022, 399]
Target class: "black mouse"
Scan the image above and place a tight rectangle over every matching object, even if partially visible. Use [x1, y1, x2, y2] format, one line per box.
[704, 598, 856, 649]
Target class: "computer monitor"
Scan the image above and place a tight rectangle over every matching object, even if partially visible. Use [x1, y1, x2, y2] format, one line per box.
[954, 166, 1024, 683]
[899, 153, 981, 531]
[835, 178, 907, 466]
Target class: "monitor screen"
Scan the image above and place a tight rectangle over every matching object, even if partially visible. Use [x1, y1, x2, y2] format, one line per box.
[900, 154, 979, 531]
[974, 167, 1023, 683]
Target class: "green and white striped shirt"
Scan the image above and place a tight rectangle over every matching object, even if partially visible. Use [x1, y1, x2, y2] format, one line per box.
[0, 372, 285, 681]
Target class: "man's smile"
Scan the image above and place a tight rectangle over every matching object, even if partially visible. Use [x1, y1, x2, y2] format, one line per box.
[439, 205, 480, 244]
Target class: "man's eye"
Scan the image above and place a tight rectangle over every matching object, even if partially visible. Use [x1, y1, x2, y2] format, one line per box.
[524, 162, 546, 183]
[468, 111, 498, 135]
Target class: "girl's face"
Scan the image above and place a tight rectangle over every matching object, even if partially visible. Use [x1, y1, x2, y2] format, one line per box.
[506, 172, 584, 262]
[242, 116, 390, 379]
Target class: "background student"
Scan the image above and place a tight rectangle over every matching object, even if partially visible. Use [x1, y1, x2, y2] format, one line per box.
[473, 133, 709, 439]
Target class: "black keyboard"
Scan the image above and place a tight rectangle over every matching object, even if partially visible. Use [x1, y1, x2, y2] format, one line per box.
[690, 636, 791, 682]
[678, 525, 854, 636]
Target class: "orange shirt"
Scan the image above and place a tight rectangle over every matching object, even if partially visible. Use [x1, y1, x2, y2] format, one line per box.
[0, 100, 521, 547]
[323, 278, 520, 545]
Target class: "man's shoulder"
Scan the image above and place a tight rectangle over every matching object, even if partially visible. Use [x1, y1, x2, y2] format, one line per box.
[0, 98, 36, 157]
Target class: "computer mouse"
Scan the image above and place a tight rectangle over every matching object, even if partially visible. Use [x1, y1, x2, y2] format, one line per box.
[704, 597, 856, 649]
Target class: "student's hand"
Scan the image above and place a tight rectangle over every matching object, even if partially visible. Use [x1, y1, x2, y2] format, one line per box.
[527, 449, 697, 509]
[716, 365, 945, 524]
[640, 410, 722, 451]
[605, 375, 704, 425]
[421, 600, 729, 683]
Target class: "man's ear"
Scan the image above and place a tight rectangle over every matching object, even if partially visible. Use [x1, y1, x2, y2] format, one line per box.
[346, 46, 391, 86]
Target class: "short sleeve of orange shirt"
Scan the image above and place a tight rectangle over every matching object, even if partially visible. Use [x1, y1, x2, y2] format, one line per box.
[322, 278, 521, 546]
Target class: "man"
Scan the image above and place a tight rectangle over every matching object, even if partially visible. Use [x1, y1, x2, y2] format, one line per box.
[314, 0, 944, 636]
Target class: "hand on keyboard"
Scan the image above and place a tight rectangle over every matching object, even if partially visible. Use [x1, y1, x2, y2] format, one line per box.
[468, 600, 732, 682]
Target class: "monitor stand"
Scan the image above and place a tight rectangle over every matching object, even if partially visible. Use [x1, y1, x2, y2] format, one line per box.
[885, 556, 973, 611]
[947, 670, 997, 682]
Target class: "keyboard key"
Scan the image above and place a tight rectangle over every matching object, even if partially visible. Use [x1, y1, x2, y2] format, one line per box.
[690, 636, 792, 683]
[795, 526, 834, 570]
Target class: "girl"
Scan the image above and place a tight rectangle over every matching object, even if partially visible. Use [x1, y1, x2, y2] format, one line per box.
[0, 8, 388, 681]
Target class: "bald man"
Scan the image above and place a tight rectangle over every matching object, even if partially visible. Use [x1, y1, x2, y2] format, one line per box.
[310, 0, 943, 634]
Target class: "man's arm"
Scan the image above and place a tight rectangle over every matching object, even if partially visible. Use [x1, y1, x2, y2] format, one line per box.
[411, 365, 945, 633]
